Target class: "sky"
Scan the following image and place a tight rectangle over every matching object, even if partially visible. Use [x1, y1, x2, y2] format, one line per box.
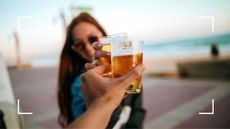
[0, 0, 230, 62]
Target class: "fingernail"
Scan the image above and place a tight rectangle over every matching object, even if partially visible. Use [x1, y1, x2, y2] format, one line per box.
[96, 43, 102, 47]
[92, 42, 99, 47]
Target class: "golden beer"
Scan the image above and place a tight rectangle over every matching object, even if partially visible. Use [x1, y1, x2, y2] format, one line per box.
[112, 53, 143, 94]
[97, 44, 112, 77]
[98, 44, 111, 65]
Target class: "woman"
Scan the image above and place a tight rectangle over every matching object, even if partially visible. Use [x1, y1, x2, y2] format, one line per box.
[57, 12, 146, 128]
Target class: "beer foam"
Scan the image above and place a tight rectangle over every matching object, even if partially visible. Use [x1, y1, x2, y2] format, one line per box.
[111, 38, 144, 56]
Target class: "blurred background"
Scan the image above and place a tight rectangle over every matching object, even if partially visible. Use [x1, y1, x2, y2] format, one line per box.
[0, 0, 230, 128]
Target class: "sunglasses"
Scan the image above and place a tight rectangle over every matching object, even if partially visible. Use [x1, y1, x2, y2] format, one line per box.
[72, 35, 99, 52]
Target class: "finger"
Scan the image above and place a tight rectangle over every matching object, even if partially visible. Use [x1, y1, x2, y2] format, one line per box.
[116, 65, 145, 89]
[91, 65, 111, 75]
[85, 63, 96, 70]
[94, 50, 110, 59]
[92, 42, 103, 50]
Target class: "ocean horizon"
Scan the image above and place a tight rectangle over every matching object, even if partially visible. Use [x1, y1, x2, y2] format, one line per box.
[30, 33, 230, 66]
[144, 33, 230, 59]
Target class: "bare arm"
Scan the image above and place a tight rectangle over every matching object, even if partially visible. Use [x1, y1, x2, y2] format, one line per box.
[69, 101, 113, 129]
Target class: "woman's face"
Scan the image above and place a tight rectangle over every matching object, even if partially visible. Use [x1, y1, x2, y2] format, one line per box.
[72, 22, 102, 62]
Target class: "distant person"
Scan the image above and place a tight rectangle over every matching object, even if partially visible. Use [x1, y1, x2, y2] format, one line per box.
[57, 12, 145, 129]
[211, 43, 219, 58]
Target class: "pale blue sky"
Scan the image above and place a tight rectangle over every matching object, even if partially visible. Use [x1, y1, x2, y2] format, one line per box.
[1, 0, 230, 61]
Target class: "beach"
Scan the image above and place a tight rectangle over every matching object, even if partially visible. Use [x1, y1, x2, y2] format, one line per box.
[8, 66, 59, 128]
[7, 54, 230, 128]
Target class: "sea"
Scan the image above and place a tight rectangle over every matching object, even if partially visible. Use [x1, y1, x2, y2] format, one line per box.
[31, 33, 230, 66]
[144, 33, 230, 59]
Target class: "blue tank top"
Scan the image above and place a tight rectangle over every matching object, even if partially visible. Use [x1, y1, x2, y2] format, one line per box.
[71, 75, 85, 118]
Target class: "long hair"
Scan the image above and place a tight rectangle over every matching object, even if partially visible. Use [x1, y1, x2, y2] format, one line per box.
[57, 12, 107, 127]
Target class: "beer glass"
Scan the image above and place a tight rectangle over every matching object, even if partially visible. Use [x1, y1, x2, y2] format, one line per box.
[111, 35, 144, 94]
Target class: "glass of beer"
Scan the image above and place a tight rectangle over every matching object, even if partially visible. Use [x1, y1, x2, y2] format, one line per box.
[111, 35, 144, 94]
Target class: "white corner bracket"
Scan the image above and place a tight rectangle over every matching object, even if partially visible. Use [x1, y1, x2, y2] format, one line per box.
[17, 99, 33, 115]
[199, 16, 215, 32]
[199, 99, 215, 115]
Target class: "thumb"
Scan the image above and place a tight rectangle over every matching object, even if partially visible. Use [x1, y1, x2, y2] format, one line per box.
[85, 63, 96, 70]
[91, 65, 111, 75]
[115, 65, 144, 89]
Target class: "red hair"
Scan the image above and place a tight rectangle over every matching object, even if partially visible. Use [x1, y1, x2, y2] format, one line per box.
[57, 12, 107, 127]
